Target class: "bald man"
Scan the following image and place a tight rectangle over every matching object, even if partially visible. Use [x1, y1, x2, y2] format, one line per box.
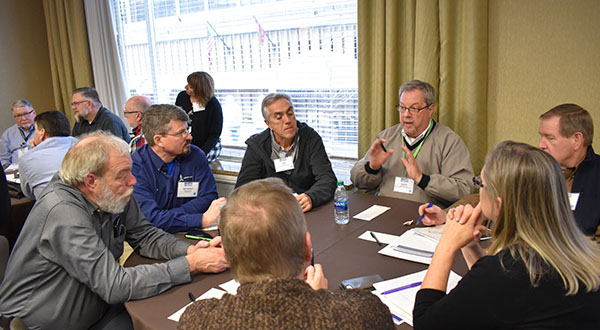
[124, 95, 152, 154]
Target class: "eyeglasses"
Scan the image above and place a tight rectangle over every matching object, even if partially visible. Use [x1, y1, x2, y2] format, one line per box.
[473, 175, 485, 190]
[396, 104, 430, 114]
[71, 100, 88, 107]
[162, 127, 191, 138]
[123, 111, 141, 115]
[13, 110, 34, 118]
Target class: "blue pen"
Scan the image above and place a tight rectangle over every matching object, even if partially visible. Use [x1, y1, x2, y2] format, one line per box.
[381, 281, 422, 295]
[417, 202, 433, 224]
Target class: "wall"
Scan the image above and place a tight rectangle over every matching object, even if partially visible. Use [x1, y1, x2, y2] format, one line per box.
[0, 1, 54, 133]
[488, 0, 600, 154]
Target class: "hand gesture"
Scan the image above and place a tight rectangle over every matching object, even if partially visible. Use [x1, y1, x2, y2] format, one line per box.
[440, 204, 487, 251]
[400, 146, 423, 183]
[368, 138, 394, 170]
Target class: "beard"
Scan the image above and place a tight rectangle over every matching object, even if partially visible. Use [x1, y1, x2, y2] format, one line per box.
[75, 107, 89, 122]
[179, 142, 191, 156]
[95, 181, 133, 214]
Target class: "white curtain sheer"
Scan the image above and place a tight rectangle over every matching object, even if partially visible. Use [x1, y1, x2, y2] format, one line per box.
[83, 0, 128, 122]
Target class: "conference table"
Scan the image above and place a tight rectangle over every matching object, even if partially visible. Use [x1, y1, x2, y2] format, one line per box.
[125, 193, 469, 330]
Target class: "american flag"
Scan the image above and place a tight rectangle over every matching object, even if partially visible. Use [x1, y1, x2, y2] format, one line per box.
[254, 16, 265, 44]
[206, 29, 215, 66]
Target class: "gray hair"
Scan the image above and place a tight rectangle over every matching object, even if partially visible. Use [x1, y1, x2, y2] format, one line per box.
[11, 98, 33, 111]
[73, 87, 102, 107]
[60, 131, 128, 187]
[142, 104, 189, 146]
[261, 93, 294, 121]
[399, 80, 436, 106]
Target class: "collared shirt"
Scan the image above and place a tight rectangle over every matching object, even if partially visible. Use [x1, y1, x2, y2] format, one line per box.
[72, 106, 131, 143]
[18, 136, 78, 200]
[0, 175, 191, 329]
[402, 119, 433, 146]
[129, 125, 145, 154]
[0, 124, 35, 166]
[131, 144, 218, 233]
[269, 130, 300, 175]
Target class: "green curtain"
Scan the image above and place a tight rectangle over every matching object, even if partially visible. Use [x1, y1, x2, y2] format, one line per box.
[42, 0, 94, 124]
[358, 0, 488, 172]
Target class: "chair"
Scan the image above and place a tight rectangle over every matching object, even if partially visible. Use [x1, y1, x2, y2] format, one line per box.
[0, 235, 8, 283]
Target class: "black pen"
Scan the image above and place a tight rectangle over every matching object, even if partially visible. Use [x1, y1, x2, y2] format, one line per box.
[370, 231, 382, 246]
[311, 249, 314, 266]
[381, 141, 388, 153]
[188, 292, 196, 302]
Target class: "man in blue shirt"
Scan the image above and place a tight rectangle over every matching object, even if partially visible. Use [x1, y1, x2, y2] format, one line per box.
[131, 104, 225, 233]
[19, 110, 78, 200]
[0, 99, 36, 167]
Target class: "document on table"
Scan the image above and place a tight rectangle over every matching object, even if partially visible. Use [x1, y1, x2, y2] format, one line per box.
[378, 229, 437, 264]
[358, 231, 399, 245]
[168, 279, 240, 322]
[372, 269, 462, 326]
[353, 205, 391, 221]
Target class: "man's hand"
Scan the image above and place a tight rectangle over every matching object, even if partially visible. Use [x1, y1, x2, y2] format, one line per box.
[29, 138, 37, 149]
[185, 244, 229, 274]
[418, 203, 447, 226]
[400, 145, 423, 183]
[368, 138, 394, 170]
[186, 236, 223, 254]
[296, 193, 313, 212]
[304, 264, 328, 290]
[201, 197, 227, 226]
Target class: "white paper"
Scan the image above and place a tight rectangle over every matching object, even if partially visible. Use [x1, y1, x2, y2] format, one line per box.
[5, 173, 20, 184]
[372, 269, 462, 326]
[353, 205, 391, 221]
[411, 225, 444, 243]
[358, 231, 399, 245]
[219, 279, 240, 295]
[378, 229, 437, 264]
[167, 288, 227, 322]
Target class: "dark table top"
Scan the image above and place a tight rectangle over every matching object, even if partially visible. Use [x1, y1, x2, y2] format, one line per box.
[124, 193, 468, 330]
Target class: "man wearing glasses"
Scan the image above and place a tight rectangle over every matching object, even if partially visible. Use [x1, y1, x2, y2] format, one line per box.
[71, 87, 131, 143]
[0, 99, 36, 167]
[131, 104, 225, 233]
[351, 80, 474, 208]
[124, 95, 152, 154]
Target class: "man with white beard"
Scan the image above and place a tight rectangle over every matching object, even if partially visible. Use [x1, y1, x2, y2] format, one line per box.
[0, 132, 228, 330]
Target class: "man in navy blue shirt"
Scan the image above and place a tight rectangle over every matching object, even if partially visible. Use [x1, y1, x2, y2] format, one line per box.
[131, 104, 225, 233]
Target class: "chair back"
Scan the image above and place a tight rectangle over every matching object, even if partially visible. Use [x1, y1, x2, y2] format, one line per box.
[0, 235, 8, 283]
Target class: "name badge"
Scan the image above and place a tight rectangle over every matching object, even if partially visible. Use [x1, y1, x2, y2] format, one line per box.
[274, 156, 294, 173]
[17, 147, 29, 160]
[568, 192, 580, 211]
[393, 177, 414, 194]
[177, 181, 199, 198]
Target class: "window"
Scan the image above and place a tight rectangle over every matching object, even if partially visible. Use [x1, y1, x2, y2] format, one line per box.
[112, 0, 358, 160]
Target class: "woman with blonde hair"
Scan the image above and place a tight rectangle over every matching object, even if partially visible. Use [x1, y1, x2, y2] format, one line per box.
[413, 141, 600, 329]
[175, 71, 223, 161]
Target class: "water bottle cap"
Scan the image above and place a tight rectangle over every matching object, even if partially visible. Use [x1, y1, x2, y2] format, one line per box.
[337, 181, 344, 186]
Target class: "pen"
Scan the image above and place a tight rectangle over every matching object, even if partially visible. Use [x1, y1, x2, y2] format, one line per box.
[370, 231, 382, 246]
[188, 292, 196, 302]
[417, 202, 433, 224]
[185, 235, 213, 241]
[381, 281, 422, 295]
[311, 249, 314, 266]
[380, 141, 388, 152]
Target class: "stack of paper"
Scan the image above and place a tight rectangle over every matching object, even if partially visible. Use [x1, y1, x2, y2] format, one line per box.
[168, 279, 239, 322]
[412, 225, 444, 243]
[372, 269, 462, 326]
[378, 229, 437, 264]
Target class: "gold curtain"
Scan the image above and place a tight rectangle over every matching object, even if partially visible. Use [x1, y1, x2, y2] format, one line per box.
[43, 0, 94, 124]
[358, 0, 488, 172]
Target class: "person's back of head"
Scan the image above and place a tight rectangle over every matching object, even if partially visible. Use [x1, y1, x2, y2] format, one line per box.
[187, 71, 215, 106]
[35, 110, 71, 137]
[484, 141, 600, 294]
[142, 104, 189, 147]
[539, 103, 594, 147]
[127, 95, 152, 113]
[220, 177, 307, 284]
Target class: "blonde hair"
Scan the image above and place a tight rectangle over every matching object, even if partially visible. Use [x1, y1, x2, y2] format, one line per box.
[485, 141, 600, 295]
[187, 71, 215, 107]
[220, 178, 307, 284]
[60, 131, 129, 187]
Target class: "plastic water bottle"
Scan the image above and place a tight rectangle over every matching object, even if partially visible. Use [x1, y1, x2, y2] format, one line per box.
[334, 181, 349, 224]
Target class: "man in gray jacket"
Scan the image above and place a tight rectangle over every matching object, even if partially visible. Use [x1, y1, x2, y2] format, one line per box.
[0, 132, 228, 330]
[351, 80, 474, 208]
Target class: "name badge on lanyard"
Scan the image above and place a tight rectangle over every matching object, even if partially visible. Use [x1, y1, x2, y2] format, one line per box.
[274, 156, 294, 173]
[393, 176, 414, 194]
[177, 181, 199, 198]
[568, 192, 580, 211]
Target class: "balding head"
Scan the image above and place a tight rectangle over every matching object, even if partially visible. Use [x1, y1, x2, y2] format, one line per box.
[124, 96, 152, 128]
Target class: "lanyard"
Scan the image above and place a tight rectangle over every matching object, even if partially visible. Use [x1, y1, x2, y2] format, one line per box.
[403, 119, 434, 159]
[19, 127, 33, 148]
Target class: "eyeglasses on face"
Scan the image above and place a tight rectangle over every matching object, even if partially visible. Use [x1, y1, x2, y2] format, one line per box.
[473, 175, 485, 190]
[123, 111, 141, 115]
[71, 100, 88, 107]
[162, 127, 191, 138]
[13, 110, 34, 119]
[396, 104, 430, 114]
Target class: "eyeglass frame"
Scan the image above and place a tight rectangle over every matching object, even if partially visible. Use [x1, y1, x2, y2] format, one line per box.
[396, 103, 431, 114]
[71, 100, 89, 107]
[161, 126, 191, 138]
[473, 175, 485, 190]
[13, 109, 35, 119]
[123, 111, 141, 115]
